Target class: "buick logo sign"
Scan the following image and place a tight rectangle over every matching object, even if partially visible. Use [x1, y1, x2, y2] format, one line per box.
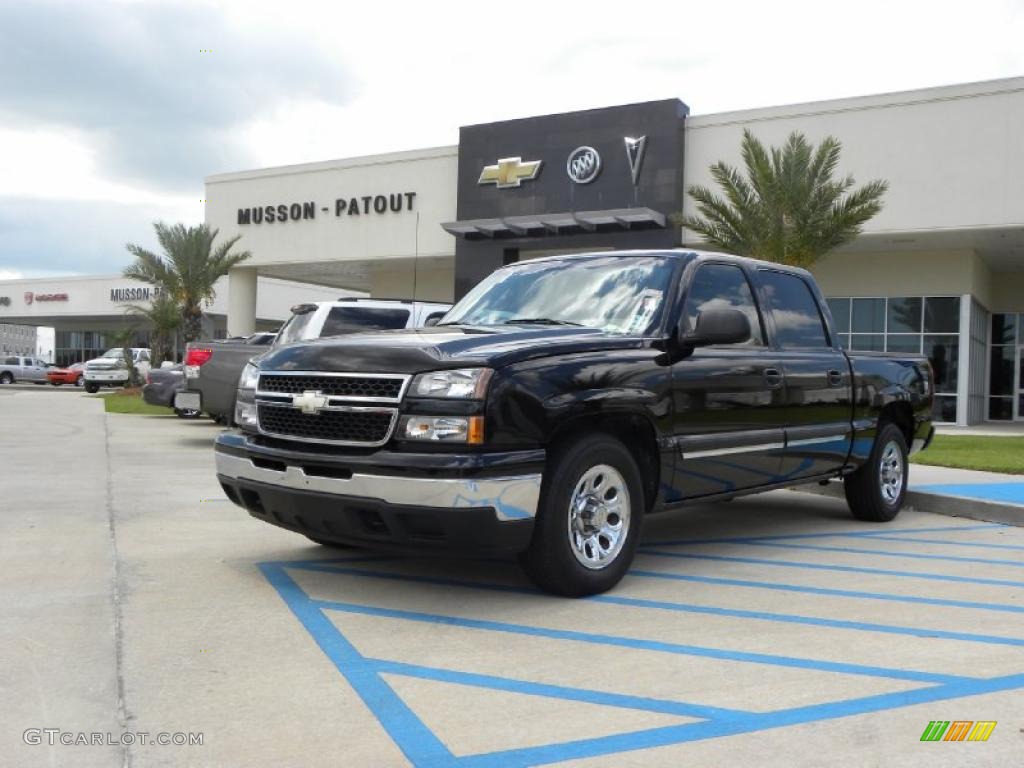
[566, 146, 601, 184]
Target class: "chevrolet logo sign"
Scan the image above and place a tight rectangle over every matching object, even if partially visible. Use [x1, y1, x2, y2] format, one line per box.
[292, 390, 329, 415]
[478, 157, 542, 189]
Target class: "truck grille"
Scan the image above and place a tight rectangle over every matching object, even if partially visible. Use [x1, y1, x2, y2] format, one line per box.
[256, 404, 396, 446]
[258, 373, 406, 401]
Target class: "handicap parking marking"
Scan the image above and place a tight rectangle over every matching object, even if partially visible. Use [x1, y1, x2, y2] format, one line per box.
[260, 551, 1024, 767]
[916, 482, 1024, 506]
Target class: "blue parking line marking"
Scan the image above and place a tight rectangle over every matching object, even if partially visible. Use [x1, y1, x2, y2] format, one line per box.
[295, 562, 1024, 648]
[639, 550, 1024, 588]
[846, 534, 1024, 551]
[294, 566, 967, 685]
[370, 659, 750, 721]
[260, 563, 457, 766]
[262, 556, 1024, 768]
[458, 673, 1024, 768]
[628, 569, 1024, 614]
[648, 522, 1006, 548]
[741, 539, 1024, 567]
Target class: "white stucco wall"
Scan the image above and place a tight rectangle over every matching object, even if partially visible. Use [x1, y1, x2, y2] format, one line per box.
[205, 146, 458, 269]
[683, 78, 1024, 237]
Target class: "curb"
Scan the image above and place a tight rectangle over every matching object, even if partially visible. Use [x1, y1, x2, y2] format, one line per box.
[795, 481, 1024, 527]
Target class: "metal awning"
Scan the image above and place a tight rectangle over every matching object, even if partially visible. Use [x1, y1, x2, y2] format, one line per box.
[441, 207, 666, 239]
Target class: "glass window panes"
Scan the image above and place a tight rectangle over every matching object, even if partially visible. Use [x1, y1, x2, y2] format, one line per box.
[887, 297, 922, 333]
[990, 345, 1015, 396]
[924, 297, 960, 333]
[989, 397, 1013, 421]
[849, 334, 884, 351]
[826, 298, 850, 333]
[933, 395, 957, 423]
[758, 271, 829, 348]
[852, 298, 885, 333]
[925, 334, 959, 393]
[886, 335, 921, 353]
[683, 264, 765, 345]
[991, 314, 1016, 345]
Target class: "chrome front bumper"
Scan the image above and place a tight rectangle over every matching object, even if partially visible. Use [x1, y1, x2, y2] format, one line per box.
[214, 450, 542, 521]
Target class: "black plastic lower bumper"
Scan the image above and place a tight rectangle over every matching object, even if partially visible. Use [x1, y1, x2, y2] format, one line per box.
[217, 473, 535, 555]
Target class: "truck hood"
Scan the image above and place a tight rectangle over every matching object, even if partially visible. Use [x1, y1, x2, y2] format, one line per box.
[256, 326, 647, 373]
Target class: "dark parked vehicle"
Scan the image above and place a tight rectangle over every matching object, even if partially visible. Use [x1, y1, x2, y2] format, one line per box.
[214, 250, 935, 596]
[175, 333, 277, 423]
[142, 364, 198, 418]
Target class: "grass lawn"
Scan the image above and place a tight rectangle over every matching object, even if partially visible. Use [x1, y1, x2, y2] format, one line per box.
[911, 434, 1024, 475]
[91, 390, 170, 416]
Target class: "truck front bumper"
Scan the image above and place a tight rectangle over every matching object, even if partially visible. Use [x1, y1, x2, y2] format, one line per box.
[214, 432, 544, 554]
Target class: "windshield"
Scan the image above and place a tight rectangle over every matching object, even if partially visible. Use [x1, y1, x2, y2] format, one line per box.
[441, 256, 676, 335]
[100, 348, 124, 358]
[274, 311, 318, 347]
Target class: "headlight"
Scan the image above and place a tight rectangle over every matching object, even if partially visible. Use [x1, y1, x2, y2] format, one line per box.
[238, 362, 259, 391]
[400, 415, 484, 444]
[410, 368, 492, 399]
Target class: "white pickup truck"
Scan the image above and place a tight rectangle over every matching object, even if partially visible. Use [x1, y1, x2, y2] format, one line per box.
[83, 348, 152, 393]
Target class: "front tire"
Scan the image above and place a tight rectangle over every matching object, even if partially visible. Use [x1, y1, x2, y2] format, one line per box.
[0, 372, 12, 384]
[844, 422, 908, 522]
[520, 433, 644, 597]
[85, 382, 100, 394]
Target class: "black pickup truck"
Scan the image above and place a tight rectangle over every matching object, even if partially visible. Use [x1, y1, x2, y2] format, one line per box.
[214, 250, 934, 596]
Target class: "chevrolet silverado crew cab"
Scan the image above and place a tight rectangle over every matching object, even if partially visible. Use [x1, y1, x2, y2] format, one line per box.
[214, 250, 935, 596]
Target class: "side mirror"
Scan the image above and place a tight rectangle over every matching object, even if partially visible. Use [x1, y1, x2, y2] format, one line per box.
[424, 316, 441, 327]
[682, 308, 751, 347]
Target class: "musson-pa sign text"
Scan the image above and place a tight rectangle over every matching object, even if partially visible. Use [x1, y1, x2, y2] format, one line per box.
[237, 192, 416, 225]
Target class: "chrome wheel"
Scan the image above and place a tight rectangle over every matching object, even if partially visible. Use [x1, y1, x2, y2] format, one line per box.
[567, 464, 631, 570]
[879, 440, 904, 504]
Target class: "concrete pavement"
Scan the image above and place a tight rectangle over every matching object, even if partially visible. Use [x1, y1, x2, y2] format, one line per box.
[2, 387, 1023, 767]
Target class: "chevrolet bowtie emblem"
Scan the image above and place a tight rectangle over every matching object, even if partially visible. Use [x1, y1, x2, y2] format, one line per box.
[292, 390, 328, 415]
[478, 157, 543, 189]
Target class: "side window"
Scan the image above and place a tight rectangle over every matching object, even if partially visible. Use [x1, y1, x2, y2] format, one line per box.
[758, 271, 831, 348]
[137, 350, 150, 362]
[2, 357, 16, 365]
[682, 264, 764, 345]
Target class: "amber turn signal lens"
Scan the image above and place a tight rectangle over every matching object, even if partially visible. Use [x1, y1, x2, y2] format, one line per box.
[467, 416, 485, 445]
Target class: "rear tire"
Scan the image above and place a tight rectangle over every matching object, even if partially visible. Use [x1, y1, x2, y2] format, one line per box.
[0, 372, 12, 384]
[520, 432, 644, 597]
[85, 382, 100, 393]
[50, 381, 60, 386]
[844, 422, 908, 522]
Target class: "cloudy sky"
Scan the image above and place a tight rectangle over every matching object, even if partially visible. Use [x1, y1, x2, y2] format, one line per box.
[1, 0, 1022, 279]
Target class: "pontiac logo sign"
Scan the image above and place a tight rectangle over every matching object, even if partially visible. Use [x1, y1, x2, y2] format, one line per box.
[478, 157, 543, 189]
[292, 390, 329, 415]
[567, 146, 601, 184]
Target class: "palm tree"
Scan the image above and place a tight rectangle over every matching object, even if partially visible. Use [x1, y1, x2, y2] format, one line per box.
[680, 130, 888, 268]
[125, 292, 181, 366]
[123, 222, 251, 342]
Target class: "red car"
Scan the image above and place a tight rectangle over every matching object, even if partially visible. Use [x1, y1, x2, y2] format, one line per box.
[47, 362, 86, 386]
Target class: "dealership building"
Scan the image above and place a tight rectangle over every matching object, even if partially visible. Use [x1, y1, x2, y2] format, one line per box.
[196, 77, 1024, 426]
[0, 275, 342, 366]
[3, 77, 1022, 423]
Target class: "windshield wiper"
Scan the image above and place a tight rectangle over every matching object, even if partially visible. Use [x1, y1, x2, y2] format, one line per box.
[502, 318, 583, 326]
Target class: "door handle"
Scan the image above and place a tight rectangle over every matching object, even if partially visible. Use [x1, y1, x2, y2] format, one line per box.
[764, 368, 784, 389]
[827, 369, 844, 387]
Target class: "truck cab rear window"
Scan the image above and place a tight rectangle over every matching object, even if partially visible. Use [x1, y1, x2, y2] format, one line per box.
[759, 271, 830, 348]
[321, 307, 410, 336]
